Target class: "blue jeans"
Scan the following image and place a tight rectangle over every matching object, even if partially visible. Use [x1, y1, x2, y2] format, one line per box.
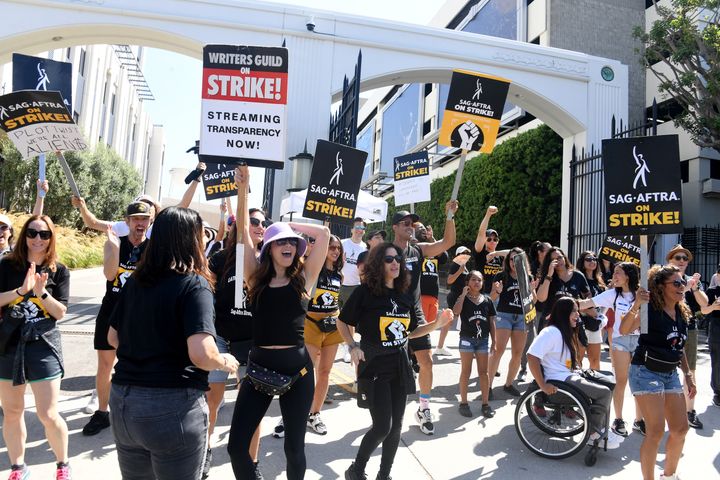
[110, 384, 209, 480]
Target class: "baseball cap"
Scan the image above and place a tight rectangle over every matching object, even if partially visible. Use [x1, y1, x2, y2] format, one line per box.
[486, 229, 499, 238]
[126, 202, 152, 217]
[366, 229, 386, 240]
[392, 211, 420, 225]
[0, 214, 12, 228]
[455, 246, 472, 256]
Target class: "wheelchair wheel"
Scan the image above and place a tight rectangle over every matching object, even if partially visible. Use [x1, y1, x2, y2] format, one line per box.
[515, 382, 591, 459]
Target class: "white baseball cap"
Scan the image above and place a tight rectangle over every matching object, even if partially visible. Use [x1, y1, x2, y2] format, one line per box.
[0, 214, 12, 228]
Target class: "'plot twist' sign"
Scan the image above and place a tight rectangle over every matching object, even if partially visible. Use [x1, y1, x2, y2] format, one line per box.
[602, 135, 683, 235]
[439, 70, 510, 153]
[200, 45, 288, 168]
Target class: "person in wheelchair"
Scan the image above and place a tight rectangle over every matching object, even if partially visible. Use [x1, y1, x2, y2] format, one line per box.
[527, 296, 624, 449]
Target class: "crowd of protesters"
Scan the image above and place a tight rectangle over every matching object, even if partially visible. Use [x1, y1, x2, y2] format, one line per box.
[0, 167, 716, 480]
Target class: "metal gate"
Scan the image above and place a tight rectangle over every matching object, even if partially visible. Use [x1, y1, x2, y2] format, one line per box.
[681, 225, 720, 286]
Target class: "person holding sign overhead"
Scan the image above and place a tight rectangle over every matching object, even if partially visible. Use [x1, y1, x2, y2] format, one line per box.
[473, 207, 509, 294]
[228, 166, 329, 480]
[391, 202, 457, 436]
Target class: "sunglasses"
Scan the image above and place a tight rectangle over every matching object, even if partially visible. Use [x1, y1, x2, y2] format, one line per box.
[274, 238, 298, 247]
[353, 225, 366, 231]
[486, 237, 499, 242]
[384, 255, 403, 264]
[584, 257, 598, 262]
[26, 228, 52, 240]
[664, 279, 688, 288]
[673, 255, 689, 262]
[250, 218, 271, 228]
[0, 224, 9, 232]
[328, 245, 341, 251]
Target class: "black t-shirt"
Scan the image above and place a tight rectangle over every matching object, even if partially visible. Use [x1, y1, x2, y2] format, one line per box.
[446, 262, 468, 307]
[706, 286, 720, 343]
[0, 258, 70, 347]
[99, 236, 147, 319]
[307, 268, 341, 318]
[494, 272, 526, 315]
[402, 243, 426, 324]
[458, 294, 495, 339]
[208, 249, 253, 342]
[339, 284, 419, 351]
[682, 274, 702, 330]
[474, 247, 504, 294]
[542, 271, 590, 316]
[109, 273, 216, 390]
[419, 252, 448, 298]
[632, 303, 687, 366]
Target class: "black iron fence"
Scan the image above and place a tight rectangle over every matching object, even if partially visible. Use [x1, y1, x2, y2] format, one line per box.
[681, 225, 720, 286]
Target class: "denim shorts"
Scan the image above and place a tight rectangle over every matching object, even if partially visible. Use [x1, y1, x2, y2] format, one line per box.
[208, 337, 250, 384]
[629, 364, 683, 396]
[612, 334, 639, 353]
[458, 335, 489, 354]
[496, 311, 525, 331]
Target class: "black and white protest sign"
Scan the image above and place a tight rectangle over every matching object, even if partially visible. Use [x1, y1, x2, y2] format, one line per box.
[393, 151, 430, 206]
[513, 252, 536, 324]
[599, 235, 641, 266]
[0, 90, 87, 159]
[602, 135, 683, 235]
[202, 162, 238, 201]
[199, 45, 288, 169]
[12, 53, 73, 111]
[303, 140, 367, 224]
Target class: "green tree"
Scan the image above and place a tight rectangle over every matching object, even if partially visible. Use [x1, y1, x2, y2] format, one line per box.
[0, 138, 143, 227]
[635, 0, 720, 152]
[386, 124, 563, 249]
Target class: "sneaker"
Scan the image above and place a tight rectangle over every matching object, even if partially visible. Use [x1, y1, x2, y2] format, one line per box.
[659, 473, 680, 480]
[201, 448, 212, 479]
[415, 408, 434, 435]
[687, 410, 703, 429]
[344, 462, 367, 480]
[611, 418, 628, 437]
[633, 419, 646, 436]
[563, 408, 577, 419]
[272, 418, 285, 438]
[587, 431, 620, 450]
[375, 472, 392, 480]
[342, 345, 352, 363]
[253, 461, 264, 480]
[458, 403, 472, 417]
[83, 390, 98, 415]
[503, 384, 521, 397]
[82, 410, 110, 436]
[517, 369, 526, 381]
[8, 466, 29, 480]
[532, 404, 547, 417]
[56, 464, 71, 480]
[481, 404, 495, 418]
[434, 346, 452, 356]
[307, 412, 327, 435]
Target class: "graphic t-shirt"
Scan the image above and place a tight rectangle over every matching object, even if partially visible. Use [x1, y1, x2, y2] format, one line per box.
[208, 249, 252, 342]
[542, 271, 590, 316]
[0, 258, 70, 347]
[446, 262, 468, 308]
[339, 284, 419, 351]
[705, 286, 720, 343]
[307, 268, 341, 320]
[97, 236, 147, 321]
[341, 238, 366, 286]
[632, 304, 687, 367]
[494, 272, 526, 315]
[591, 288, 637, 337]
[682, 274, 702, 330]
[474, 247, 504, 294]
[458, 294, 496, 339]
[419, 252, 448, 299]
[528, 325, 573, 382]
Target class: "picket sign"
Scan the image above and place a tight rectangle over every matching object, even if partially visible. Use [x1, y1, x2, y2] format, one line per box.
[38, 153, 46, 198]
[447, 149, 468, 220]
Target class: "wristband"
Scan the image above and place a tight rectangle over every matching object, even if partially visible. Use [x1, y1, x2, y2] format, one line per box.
[40, 291, 49, 300]
[15, 288, 25, 297]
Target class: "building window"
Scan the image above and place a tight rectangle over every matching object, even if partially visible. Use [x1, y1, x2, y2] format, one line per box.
[73, 111, 79, 124]
[78, 48, 86, 77]
[681, 160, 689, 183]
[648, 98, 684, 122]
[711, 160, 720, 180]
[380, 84, 420, 176]
[460, 0, 519, 40]
[356, 120, 376, 182]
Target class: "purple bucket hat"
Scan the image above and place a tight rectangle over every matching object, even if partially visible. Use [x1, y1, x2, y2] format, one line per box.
[258, 222, 307, 260]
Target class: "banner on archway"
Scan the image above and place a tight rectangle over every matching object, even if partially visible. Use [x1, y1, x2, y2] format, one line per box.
[199, 44, 288, 169]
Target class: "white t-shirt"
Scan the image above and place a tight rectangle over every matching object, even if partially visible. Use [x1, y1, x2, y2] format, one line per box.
[341, 238, 366, 286]
[527, 325, 572, 382]
[591, 288, 637, 337]
[112, 221, 153, 239]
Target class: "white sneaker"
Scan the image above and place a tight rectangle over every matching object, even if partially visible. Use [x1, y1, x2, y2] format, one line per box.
[342, 344, 352, 363]
[587, 431, 621, 449]
[84, 390, 99, 414]
[415, 408, 434, 435]
[272, 419, 285, 438]
[307, 412, 327, 435]
[659, 474, 680, 480]
[434, 346, 452, 356]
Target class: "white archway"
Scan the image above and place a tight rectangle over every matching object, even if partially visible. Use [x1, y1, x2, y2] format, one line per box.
[1, 0, 629, 249]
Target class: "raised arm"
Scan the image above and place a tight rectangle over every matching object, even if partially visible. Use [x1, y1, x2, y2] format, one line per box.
[177, 162, 206, 208]
[452, 286, 468, 316]
[289, 221, 330, 292]
[418, 200, 458, 259]
[235, 166, 257, 282]
[32, 179, 49, 216]
[474, 206, 498, 253]
[71, 195, 114, 232]
[216, 199, 228, 243]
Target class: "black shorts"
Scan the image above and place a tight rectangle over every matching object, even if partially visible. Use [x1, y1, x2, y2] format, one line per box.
[94, 307, 115, 351]
[0, 340, 63, 383]
[409, 334, 432, 352]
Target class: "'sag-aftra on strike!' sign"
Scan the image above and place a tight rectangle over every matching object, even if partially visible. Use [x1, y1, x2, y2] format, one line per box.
[200, 45, 288, 169]
[0, 90, 87, 159]
[393, 151, 430, 206]
[602, 135, 683, 235]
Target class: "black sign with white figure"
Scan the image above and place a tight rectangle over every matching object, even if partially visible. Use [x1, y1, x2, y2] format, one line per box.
[13, 53, 73, 112]
[202, 162, 238, 200]
[303, 140, 367, 224]
[599, 235, 641, 266]
[602, 135, 683, 235]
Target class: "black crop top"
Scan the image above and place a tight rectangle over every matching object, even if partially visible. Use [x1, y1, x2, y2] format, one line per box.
[251, 283, 308, 347]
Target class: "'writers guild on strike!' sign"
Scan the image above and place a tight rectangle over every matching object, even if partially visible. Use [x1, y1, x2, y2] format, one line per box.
[199, 45, 288, 169]
[602, 135, 683, 235]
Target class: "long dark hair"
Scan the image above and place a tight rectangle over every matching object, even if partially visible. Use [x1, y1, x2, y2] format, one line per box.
[648, 264, 691, 322]
[7, 215, 58, 272]
[546, 296, 578, 370]
[614, 262, 640, 300]
[133, 207, 213, 288]
[248, 239, 306, 305]
[576, 250, 605, 289]
[499, 247, 527, 281]
[539, 246, 573, 281]
[363, 242, 410, 296]
[327, 234, 344, 275]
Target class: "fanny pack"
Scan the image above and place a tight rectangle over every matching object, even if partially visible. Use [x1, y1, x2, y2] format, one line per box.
[642, 348, 680, 373]
[308, 315, 337, 333]
[0, 304, 26, 355]
[582, 315, 602, 332]
[245, 360, 308, 396]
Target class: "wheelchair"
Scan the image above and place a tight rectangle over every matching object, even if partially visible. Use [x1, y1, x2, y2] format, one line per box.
[514, 373, 615, 467]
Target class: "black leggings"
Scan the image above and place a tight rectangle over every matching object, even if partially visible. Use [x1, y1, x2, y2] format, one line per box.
[228, 346, 314, 480]
[354, 369, 407, 476]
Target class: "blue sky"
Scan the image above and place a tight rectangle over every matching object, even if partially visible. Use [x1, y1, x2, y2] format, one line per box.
[141, 0, 442, 210]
